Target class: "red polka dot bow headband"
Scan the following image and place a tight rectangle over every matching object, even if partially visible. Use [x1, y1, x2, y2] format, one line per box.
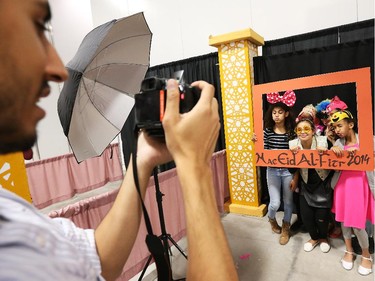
[266, 90, 296, 107]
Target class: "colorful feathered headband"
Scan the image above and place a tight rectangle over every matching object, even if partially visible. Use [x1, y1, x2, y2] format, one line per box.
[315, 99, 331, 114]
[315, 98, 331, 120]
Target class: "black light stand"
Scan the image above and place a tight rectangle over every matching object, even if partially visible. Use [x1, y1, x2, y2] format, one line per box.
[138, 168, 188, 281]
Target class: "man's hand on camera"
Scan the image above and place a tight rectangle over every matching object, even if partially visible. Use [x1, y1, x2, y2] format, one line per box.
[162, 79, 220, 167]
[136, 130, 172, 172]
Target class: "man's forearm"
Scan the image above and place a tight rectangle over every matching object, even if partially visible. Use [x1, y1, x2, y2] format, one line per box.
[177, 163, 238, 281]
[95, 156, 153, 281]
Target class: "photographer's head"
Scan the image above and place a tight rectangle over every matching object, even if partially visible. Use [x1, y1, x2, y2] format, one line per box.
[0, 0, 68, 154]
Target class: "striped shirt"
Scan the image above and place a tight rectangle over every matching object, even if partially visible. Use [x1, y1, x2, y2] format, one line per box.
[263, 128, 290, 150]
[0, 187, 103, 281]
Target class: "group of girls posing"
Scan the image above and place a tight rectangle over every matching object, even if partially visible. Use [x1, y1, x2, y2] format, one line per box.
[263, 92, 374, 276]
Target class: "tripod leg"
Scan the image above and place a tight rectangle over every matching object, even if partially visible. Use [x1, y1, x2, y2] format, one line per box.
[152, 168, 188, 280]
[138, 255, 153, 281]
[166, 234, 188, 259]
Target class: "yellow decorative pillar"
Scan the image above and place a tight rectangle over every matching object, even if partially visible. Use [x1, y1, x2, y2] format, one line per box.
[0, 152, 32, 202]
[209, 28, 266, 217]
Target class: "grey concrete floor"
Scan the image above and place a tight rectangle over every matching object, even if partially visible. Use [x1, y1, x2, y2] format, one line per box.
[42, 181, 373, 280]
[133, 212, 374, 281]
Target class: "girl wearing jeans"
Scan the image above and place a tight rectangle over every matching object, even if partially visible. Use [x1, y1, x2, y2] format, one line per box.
[263, 91, 296, 245]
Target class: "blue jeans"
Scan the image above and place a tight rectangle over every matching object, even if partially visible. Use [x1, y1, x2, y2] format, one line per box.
[266, 167, 294, 223]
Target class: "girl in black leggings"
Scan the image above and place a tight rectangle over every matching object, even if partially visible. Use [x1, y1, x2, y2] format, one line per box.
[289, 118, 333, 253]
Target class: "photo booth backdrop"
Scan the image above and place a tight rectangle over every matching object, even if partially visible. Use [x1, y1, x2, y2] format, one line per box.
[253, 18, 374, 205]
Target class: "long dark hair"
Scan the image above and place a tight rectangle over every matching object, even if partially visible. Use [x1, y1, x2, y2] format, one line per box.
[337, 109, 358, 132]
[264, 102, 296, 140]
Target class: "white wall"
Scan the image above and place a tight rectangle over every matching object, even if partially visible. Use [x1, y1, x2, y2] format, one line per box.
[32, 0, 374, 160]
[32, 0, 94, 160]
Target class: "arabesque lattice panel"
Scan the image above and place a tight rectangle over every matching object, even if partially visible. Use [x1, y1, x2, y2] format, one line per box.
[218, 40, 259, 205]
[0, 152, 32, 202]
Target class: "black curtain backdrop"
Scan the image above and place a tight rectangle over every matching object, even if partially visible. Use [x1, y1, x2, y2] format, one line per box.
[262, 19, 374, 56]
[254, 19, 374, 205]
[120, 52, 224, 170]
[256, 40, 374, 122]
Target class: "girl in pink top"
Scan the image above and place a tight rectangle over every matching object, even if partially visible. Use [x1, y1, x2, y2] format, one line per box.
[330, 109, 374, 276]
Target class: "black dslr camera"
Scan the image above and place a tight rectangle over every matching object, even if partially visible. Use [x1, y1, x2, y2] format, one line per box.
[134, 72, 201, 137]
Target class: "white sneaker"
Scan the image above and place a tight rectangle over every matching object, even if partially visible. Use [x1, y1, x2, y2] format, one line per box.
[304, 241, 319, 252]
[320, 242, 331, 253]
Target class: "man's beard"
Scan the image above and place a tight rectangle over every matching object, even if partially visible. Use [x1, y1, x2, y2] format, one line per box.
[0, 128, 36, 155]
[0, 138, 36, 155]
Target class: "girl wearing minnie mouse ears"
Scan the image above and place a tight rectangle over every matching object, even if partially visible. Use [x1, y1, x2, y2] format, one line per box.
[263, 91, 297, 245]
